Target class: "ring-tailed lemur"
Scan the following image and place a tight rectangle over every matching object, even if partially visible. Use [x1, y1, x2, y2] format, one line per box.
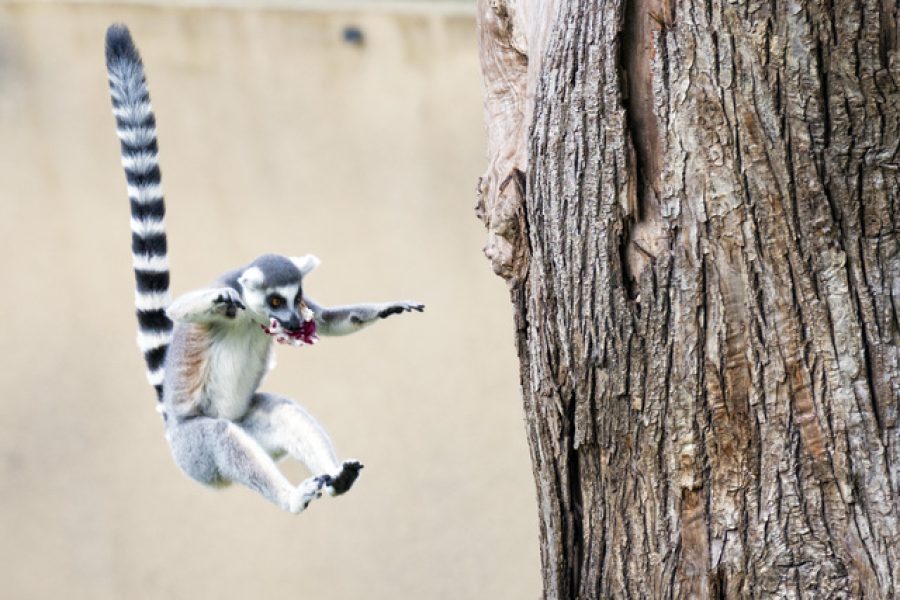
[105, 24, 424, 514]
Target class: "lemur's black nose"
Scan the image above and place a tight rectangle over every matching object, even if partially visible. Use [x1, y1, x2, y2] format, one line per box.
[283, 314, 301, 331]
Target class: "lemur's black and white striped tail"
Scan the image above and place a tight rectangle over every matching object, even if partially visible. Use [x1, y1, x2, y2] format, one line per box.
[106, 24, 172, 402]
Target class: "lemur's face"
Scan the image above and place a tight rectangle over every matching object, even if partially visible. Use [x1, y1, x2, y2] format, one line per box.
[238, 254, 320, 345]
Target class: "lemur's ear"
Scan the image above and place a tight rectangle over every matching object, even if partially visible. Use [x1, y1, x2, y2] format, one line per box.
[290, 254, 320, 277]
[238, 266, 264, 291]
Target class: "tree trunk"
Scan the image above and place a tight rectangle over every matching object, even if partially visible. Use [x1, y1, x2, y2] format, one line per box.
[476, 0, 899, 597]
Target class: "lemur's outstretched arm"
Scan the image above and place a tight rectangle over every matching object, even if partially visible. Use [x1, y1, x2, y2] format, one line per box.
[166, 287, 245, 323]
[306, 298, 424, 336]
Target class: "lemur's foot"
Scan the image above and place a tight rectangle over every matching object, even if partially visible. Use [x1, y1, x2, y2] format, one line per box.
[213, 289, 245, 319]
[323, 460, 364, 496]
[289, 474, 328, 514]
[378, 301, 425, 319]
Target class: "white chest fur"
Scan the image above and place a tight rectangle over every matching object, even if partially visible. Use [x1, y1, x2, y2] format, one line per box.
[202, 323, 272, 420]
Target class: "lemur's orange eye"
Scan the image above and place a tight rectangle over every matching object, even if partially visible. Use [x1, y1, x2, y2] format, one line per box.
[268, 296, 284, 309]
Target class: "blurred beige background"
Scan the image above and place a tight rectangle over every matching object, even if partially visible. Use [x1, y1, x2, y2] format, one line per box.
[0, 1, 539, 598]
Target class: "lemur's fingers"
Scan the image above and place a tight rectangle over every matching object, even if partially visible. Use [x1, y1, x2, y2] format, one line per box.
[213, 289, 245, 309]
[212, 289, 245, 318]
[378, 301, 425, 319]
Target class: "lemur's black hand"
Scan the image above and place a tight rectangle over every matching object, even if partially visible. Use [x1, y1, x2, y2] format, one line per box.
[213, 289, 245, 318]
[378, 301, 425, 319]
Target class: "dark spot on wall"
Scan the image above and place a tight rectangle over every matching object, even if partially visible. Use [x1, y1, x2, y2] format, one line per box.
[342, 26, 364, 46]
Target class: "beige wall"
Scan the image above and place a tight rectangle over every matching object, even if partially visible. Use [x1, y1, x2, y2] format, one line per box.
[0, 3, 539, 598]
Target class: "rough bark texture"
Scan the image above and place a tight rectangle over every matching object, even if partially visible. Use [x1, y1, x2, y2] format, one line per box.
[477, 0, 899, 597]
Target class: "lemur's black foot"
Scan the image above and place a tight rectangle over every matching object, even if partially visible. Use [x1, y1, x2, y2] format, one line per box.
[325, 460, 363, 496]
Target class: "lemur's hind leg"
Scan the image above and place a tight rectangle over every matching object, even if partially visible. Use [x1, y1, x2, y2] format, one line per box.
[240, 393, 363, 496]
[166, 416, 327, 513]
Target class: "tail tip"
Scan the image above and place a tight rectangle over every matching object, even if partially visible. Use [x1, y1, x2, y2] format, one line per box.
[105, 23, 141, 66]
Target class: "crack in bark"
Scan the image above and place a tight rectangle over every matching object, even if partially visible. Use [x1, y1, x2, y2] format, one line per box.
[619, 0, 667, 296]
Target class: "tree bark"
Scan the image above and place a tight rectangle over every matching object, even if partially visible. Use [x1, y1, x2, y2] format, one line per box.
[476, 0, 899, 597]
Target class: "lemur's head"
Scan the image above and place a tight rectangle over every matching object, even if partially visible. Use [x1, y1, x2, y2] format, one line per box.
[238, 254, 319, 345]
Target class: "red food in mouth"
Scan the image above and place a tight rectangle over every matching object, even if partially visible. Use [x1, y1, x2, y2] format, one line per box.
[260, 318, 319, 346]
[289, 318, 318, 345]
